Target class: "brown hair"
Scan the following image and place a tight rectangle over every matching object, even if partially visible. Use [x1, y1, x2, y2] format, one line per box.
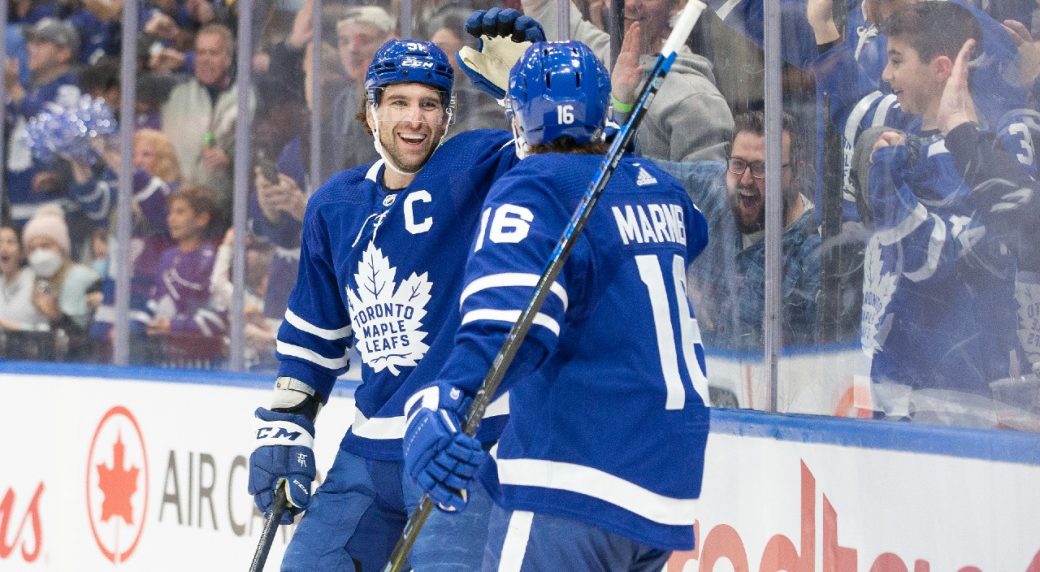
[882, 2, 981, 63]
[527, 138, 610, 156]
[168, 185, 220, 239]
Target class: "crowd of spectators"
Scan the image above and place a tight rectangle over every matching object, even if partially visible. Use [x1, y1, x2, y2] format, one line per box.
[2, 0, 1040, 427]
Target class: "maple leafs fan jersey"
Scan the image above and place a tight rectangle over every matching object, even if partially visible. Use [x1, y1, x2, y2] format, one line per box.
[275, 129, 517, 460]
[863, 139, 1019, 392]
[434, 153, 711, 550]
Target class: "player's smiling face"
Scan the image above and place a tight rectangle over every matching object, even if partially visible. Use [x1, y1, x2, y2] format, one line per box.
[368, 83, 449, 174]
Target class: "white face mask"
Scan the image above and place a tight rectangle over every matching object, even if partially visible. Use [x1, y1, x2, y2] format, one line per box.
[28, 248, 63, 278]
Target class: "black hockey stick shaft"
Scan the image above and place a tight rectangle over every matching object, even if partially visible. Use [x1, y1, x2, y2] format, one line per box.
[249, 487, 287, 572]
[382, 3, 706, 571]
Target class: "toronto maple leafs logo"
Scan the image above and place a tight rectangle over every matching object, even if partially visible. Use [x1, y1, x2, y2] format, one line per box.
[347, 243, 432, 375]
[860, 236, 897, 357]
[1016, 274, 1040, 365]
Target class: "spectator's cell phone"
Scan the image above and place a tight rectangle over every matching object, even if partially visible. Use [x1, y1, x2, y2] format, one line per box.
[256, 151, 279, 185]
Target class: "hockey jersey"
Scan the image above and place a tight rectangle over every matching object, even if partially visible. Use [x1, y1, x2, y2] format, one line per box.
[84, 168, 174, 340]
[275, 129, 517, 460]
[150, 240, 226, 364]
[433, 153, 711, 550]
[863, 135, 1019, 393]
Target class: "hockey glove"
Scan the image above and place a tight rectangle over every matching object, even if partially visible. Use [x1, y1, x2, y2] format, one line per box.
[458, 8, 547, 100]
[248, 407, 317, 524]
[403, 383, 487, 512]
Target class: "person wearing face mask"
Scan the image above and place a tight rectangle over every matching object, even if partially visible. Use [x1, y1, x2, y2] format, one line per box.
[0, 225, 49, 333]
[21, 204, 102, 360]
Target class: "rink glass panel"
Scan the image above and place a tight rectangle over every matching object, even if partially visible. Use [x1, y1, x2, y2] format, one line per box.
[3, 0, 1038, 431]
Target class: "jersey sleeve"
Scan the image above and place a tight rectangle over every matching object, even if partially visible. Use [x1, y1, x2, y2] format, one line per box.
[867, 144, 967, 286]
[67, 169, 115, 226]
[68, 168, 171, 230]
[435, 169, 581, 398]
[275, 189, 354, 400]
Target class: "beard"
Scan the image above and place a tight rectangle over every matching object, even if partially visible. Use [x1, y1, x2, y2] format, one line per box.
[729, 185, 795, 235]
[376, 122, 442, 174]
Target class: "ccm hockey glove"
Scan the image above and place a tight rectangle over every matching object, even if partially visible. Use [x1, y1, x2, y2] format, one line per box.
[248, 400, 318, 524]
[403, 383, 487, 512]
[457, 8, 546, 100]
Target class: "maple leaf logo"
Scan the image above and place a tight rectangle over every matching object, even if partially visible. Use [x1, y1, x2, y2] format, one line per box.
[1016, 275, 1040, 365]
[96, 432, 139, 525]
[860, 236, 897, 357]
[347, 243, 432, 375]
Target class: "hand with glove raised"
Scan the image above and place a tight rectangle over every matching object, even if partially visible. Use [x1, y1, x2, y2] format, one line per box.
[402, 383, 487, 512]
[248, 382, 320, 525]
[457, 8, 546, 100]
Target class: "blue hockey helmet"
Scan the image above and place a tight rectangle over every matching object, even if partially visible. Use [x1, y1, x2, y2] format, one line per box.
[365, 39, 455, 104]
[507, 41, 611, 147]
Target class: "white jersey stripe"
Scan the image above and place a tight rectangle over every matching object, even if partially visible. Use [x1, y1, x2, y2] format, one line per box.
[276, 340, 351, 370]
[350, 409, 406, 440]
[135, 176, 167, 203]
[461, 309, 560, 336]
[876, 203, 928, 246]
[357, 397, 511, 440]
[904, 215, 947, 283]
[495, 457, 698, 526]
[485, 393, 510, 417]
[497, 510, 534, 572]
[460, 273, 569, 311]
[284, 308, 352, 340]
[360, 394, 510, 441]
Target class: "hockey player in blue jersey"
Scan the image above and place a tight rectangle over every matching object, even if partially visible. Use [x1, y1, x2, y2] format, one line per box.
[246, 11, 547, 570]
[402, 41, 711, 570]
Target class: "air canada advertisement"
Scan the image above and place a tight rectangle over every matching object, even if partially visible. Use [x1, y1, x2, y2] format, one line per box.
[1, 372, 1038, 571]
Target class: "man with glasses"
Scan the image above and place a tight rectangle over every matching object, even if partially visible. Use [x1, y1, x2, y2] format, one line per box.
[659, 110, 822, 350]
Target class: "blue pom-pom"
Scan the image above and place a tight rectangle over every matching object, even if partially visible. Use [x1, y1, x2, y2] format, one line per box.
[24, 95, 118, 165]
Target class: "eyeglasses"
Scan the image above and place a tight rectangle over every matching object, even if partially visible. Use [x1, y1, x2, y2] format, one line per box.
[727, 158, 790, 180]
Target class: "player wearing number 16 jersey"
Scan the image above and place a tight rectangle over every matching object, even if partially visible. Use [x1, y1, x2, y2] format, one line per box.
[245, 23, 547, 569]
[402, 41, 711, 570]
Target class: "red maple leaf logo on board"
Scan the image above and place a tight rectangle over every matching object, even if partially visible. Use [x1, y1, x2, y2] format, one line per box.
[96, 433, 139, 524]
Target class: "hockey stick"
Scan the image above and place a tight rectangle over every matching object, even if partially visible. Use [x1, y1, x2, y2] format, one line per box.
[249, 487, 288, 572]
[381, 2, 707, 570]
